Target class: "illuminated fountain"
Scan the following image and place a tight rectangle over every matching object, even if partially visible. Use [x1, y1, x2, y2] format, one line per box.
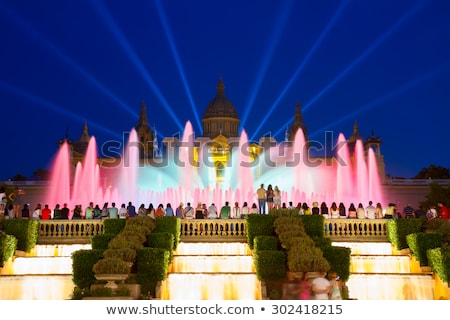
[43, 122, 385, 211]
[0, 244, 90, 299]
[161, 243, 261, 300]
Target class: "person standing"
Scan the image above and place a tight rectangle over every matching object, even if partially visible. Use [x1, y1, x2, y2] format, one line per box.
[266, 184, 274, 212]
[311, 273, 331, 300]
[328, 272, 342, 300]
[184, 202, 194, 219]
[207, 203, 218, 219]
[175, 202, 185, 219]
[165, 203, 174, 217]
[32, 203, 41, 220]
[365, 201, 376, 219]
[60, 203, 70, 219]
[437, 202, 450, 220]
[127, 202, 136, 218]
[231, 202, 240, 219]
[9, 186, 25, 218]
[118, 203, 127, 219]
[41, 204, 51, 220]
[403, 204, 415, 219]
[108, 202, 119, 219]
[256, 184, 266, 214]
[273, 186, 281, 209]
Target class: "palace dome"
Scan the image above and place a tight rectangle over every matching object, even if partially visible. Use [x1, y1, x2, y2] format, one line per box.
[203, 77, 239, 119]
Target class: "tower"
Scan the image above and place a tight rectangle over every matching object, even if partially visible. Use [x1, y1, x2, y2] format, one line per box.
[288, 102, 308, 143]
[135, 100, 154, 159]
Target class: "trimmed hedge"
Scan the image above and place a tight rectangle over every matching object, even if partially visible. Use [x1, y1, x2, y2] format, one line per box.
[253, 250, 286, 281]
[102, 219, 126, 235]
[406, 232, 442, 266]
[72, 249, 104, 289]
[427, 246, 450, 283]
[245, 214, 275, 249]
[254, 235, 278, 251]
[387, 218, 422, 250]
[0, 233, 17, 267]
[154, 216, 181, 250]
[137, 247, 170, 296]
[322, 245, 351, 282]
[147, 232, 175, 262]
[4, 219, 39, 252]
[299, 214, 325, 239]
[91, 234, 116, 250]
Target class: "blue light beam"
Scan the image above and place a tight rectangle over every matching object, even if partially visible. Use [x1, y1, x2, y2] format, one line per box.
[0, 2, 137, 119]
[239, 0, 295, 131]
[0, 79, 121, 139]
[303, 0, 426, 112]
[90, 0, 184, 131]
[310, 62, 450, 138]
[251, 0, 350, 140]
[154, 0, 202, 134]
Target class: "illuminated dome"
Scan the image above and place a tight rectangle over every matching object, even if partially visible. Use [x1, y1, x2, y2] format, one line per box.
[202, 76, 240, 138]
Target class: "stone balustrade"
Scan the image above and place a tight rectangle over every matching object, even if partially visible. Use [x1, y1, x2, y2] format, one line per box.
[36, 217, 389, 244]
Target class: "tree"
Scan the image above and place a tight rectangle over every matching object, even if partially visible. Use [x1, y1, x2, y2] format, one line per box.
[32, 168, 50, 181]
[414, 165, 450, 179]
[10, 173, 27, 181]
[420, 182, 450, 211]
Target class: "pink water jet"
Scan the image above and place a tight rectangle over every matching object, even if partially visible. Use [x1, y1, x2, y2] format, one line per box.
[45, 122, 385, 214]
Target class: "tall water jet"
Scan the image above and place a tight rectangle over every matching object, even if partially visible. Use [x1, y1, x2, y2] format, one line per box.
[45, 141, 71, 209]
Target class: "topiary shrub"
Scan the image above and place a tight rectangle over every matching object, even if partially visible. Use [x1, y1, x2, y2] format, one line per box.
[147, 232, 174, 262]
[245, 214, 275, 249]
[154, 216, 181, 250]
[406, 232, 442, 266]
[253, 235, 278, 251]
[322, 245, 351, 282]
[72, 249, 104, 289]
[102, 247, 137, 263]
[4, 219, 39, 252]
[126, 216, 156, 234]
[427, 246, 450, 283]
[102, 219, 126, 235]
[387, 218, 423, 250]
[299, 214, 325, 239]
[0, 233, 17, 267]
[91, 234, 116, 250]
[92, 257, 131, 274]
[253, 250, 286, 280]
[108, 237, 144, 251]
[137, 247, 170, 296]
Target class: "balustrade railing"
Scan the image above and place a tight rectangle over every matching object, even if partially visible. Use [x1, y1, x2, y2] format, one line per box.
[36, 217, 388, 244]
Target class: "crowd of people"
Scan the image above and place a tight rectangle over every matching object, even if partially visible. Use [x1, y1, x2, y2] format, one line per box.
[1, 185, 449, 221]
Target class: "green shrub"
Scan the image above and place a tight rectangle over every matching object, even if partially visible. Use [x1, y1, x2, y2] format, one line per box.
[387, 218, 422, 250]
[91, 234, 116, 250]
[4, 219, 39, 252]
[102, 219, 126, 235]
[154, 216, 180, 250]
[72, 249, 103, 289]
[270, 208, 299, 217]
[92, 257, 131, 274]
[299, 214, 325, 239]
[108, 237, 144, 250]
[322, 246, 351, 282]
[245, 214, 275, 249]
[427, 246, 450, 283]
[406, 232, 442, 266]
[253, 250, 286, 280]
[126, 216, 156, 234]
[254, 235, 278, 251]
[103, 247, 137, 263]
[425, 219, 450, 243]
[0, 233, 17, 267]
[147, 232, 174, 262]
[137, 247, 170, 297]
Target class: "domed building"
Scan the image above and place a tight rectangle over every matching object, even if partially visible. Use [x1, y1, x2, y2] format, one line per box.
[202, 76, 240, 139]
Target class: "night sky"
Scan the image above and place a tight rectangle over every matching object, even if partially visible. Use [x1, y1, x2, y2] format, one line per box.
[1, 0, 449, 180]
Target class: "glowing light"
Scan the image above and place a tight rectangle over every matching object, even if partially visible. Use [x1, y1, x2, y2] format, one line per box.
[154, 0, 202, 134]
[0, 80, 120, 139]
[240, 0, 295, 130]
[90, 0, 184, 131]
[250, 0, 350, 140]
[303, 0, 426, 112]
[0, 2, 136, 118]
[308, 62, 450, 138]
